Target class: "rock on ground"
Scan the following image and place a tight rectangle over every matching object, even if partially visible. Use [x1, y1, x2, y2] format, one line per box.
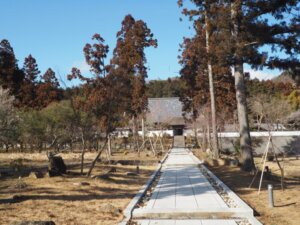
[28, 171, 43, 179]
[98, 204, 120, 213]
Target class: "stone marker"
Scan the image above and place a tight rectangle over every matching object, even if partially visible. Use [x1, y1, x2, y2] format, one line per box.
[47, 153, 67, 176]
[28, 171, 43, 179]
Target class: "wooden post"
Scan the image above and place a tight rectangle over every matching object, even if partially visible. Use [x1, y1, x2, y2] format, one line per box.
[108, 135, 111, 156]
[149, 137, 156, 156]
[142, 118, 145, 144]
[258, 135, 271, 194]
[159, 137, 165, 152]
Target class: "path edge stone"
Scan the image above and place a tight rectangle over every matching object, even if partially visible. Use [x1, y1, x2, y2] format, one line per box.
[201, 164, 253, 211]
[119, 150, 170, 225]
[191, 150, 263, 225]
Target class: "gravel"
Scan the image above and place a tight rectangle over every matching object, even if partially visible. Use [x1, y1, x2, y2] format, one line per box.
[199, 165, 238, 208]
[135, 171, 162, 208]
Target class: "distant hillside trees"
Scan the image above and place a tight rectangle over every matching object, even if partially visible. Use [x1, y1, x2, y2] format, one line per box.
[288, 90, 300, 111]
[0, 40, 62, 110]
[17, 54, 40, 109]
[146, 78, 186, 98]
[18, 55, 62, 109]
[246, 79, 295, 98]
[36, 68, 62, 109]
[0, 40, 24, 97]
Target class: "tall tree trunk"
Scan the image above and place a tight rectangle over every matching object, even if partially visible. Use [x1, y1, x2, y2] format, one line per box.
[193, 119, 199, 148]
[80, 130, 86, 175]
[108, 134, 112, 156]
[202, 126, 207, 149]
[231, 1, 255, 171]
[132, 116, 139, 151]
[141, 118, 145, 144]
[207, 123, 211, 150]
[205, 10, 219, 159]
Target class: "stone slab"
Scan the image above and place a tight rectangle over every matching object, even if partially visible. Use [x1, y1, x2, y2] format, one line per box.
[118, 149, 170, 225]
[120, 147, 262, 225]
[143, 166, 228, 210]
[134, 219, 238, 225]
[133, 207, 253, 219]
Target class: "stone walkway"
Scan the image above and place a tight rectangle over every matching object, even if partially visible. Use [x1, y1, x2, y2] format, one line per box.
[122, 148, 262, 225]
[173, 136, 185, 148]
[134, 219, 238, 225]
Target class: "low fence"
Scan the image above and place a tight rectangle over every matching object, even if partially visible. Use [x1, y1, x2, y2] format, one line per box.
[138, 130, 300, 155]
[218, 131, 300, 155]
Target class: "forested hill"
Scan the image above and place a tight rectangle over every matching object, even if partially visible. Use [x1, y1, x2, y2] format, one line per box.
[146, 78, 186, 98]
[272, 71, 299, 86]
[145, 75, 298, 98]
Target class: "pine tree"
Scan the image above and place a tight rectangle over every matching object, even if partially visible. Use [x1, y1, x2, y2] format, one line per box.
[180, 0, 299, 171]
[111, 14, 157, 149]
[111, 14, 157, 117]
[68, 34, 125, 176]
[36, 68, 61, 109]
[0, 39, 24, 97]
[18, 54, 40, 109]
[178, 0, 234, 158]
[227, 0, 299, 171]
[179, 22, 236, 129]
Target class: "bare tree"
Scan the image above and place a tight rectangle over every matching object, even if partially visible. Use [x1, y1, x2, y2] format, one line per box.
[0, 86, 19, 150]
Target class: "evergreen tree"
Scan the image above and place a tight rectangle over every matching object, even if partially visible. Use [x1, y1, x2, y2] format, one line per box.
[68, 34, 125, 176]
[110, 14, 157, 149]
[228, 0, 299, 171]
[178, 21, 236, 128]
[111, 14, 157, 118]
[36, 68, 61, 109]
[180, 0, 299, 171]
[179, 1, 235, 158]
[0, 39, 24, 97]
[18, 54, 40, 109]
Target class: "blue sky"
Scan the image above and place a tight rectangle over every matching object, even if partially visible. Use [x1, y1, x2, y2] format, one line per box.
[0, 0, 284, 87]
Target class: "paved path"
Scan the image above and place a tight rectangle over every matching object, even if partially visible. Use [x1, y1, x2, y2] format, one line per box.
[129, 148, 262, 225]
[134, 219, 238, 225]
[173, 136, 185, 148]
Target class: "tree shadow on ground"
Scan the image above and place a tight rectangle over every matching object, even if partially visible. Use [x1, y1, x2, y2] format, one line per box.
[0, 187, 58, 195]
[207, 164, 300, 196]
[0, 189, 137, 204]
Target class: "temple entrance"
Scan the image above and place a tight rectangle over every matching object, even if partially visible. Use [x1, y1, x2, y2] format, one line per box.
[168, 117, 185, 136]
[173, 126, 184, 136]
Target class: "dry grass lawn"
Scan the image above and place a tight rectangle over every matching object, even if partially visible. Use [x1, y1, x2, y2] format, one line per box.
[0, 151, 160, 225]
[193, 149, 300, 225]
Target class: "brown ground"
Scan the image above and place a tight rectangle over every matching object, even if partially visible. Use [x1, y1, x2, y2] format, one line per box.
[2, 149, 299, 225]
[193, 149, 300, 225]
[0, 150, 160, 225]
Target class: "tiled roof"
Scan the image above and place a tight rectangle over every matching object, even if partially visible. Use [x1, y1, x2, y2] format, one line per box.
[146, 98, 184, 124]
